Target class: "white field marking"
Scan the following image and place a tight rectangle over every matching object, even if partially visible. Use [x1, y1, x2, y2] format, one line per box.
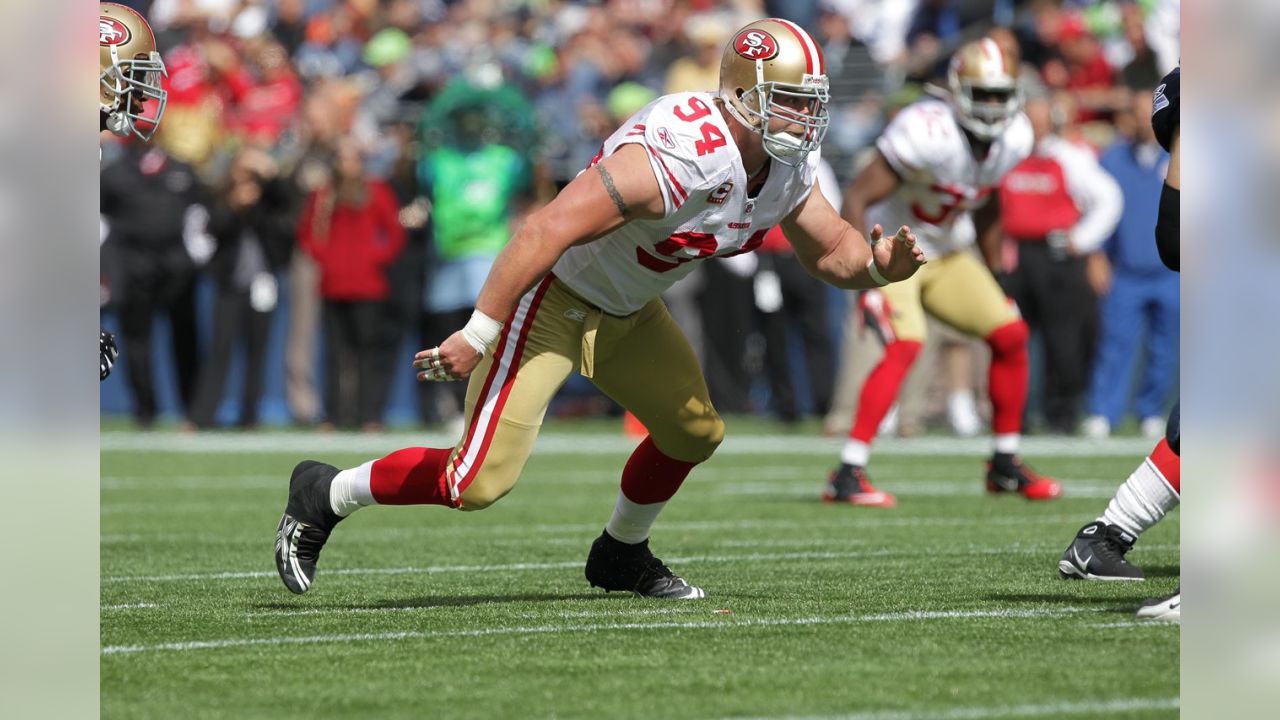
[103, 543, 1176, 585]
[101, 475, 281, 491]
[98, 513, 1095, 547]
[1086, 620, 1180, 629]
[718, 480, 1122, 499]
[728, 696, 1179, 720]
[101, 603, 159, 611]
[100, 431, 1153, 458]
[101, 606, 1101, 656]
[518, 607, 695, 620]
[246, 606, 445, 619]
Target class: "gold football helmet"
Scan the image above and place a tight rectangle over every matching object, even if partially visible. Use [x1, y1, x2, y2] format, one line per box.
[947, 38, 1022, 141]
[100, 2, 167, 141]
[719, 18, 830, 166]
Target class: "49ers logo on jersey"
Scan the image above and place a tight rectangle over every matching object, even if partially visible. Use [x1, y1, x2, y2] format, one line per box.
[100, 17, 131, 46]
[733, 30, 778, 61]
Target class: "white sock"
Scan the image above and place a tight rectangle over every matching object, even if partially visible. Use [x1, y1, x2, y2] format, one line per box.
[605, 493, 667, 544]
[993, 433, 1020, 455]
[1099, 456, 1180, 537]
[841, 439, 871, 467]
[329, 461, 377, 517]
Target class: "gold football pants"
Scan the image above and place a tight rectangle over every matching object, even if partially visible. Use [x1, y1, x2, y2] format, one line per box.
[876, 249, 1019, 342]
[444, 276, 724, 510]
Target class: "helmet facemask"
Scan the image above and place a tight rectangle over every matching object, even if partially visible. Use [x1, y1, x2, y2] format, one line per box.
[728, 75, 830, 167]
[101, 46, 167, 141]
[951, 78, 1022, 141]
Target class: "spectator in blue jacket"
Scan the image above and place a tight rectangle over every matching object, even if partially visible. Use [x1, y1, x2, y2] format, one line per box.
[1082, 88, 1179, 438]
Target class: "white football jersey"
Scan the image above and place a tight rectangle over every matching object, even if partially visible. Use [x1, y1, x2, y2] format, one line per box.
[868, 98, 1033, 257]
[552, 91, 819, 316]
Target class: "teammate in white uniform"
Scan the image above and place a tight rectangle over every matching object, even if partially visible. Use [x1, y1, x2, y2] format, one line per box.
[825, 38, 1063, 507]
[99, 2, 168, 381]
[274, 18, 926, 599]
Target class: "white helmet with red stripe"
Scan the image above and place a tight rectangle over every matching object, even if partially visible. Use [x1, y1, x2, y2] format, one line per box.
[719, 18, 830, 166]
[947, 37, 1023, 141]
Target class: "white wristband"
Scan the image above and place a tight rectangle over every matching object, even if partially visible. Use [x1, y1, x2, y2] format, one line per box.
[866, 258, 890, 287]
[461, 310, 504, 357]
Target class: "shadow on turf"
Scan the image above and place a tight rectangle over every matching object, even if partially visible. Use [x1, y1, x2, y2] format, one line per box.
[252, 592, 614, 612]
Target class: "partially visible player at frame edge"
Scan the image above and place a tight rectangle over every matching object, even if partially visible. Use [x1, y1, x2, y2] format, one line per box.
[98, 2, 168, 381]
[275, 18, 927, 599]
[824, 37, 1061, 508]
[1059, 65, 1180, 623]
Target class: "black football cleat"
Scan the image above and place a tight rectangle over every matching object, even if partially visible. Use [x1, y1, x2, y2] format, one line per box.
[585, 530, 706, 599]
[275, 460, 344, 594]
[1058, 521, 1144, 581]
[986, 455, 1062, 500]
[822, 464, 896, 507]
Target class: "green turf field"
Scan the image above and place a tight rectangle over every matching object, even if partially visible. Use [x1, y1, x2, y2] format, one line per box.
[101, 427, 1178, 719]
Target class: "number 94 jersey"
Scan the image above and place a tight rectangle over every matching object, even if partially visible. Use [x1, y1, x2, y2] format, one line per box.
[553, 91, 819, 316]
[868, 98, 1032, 258]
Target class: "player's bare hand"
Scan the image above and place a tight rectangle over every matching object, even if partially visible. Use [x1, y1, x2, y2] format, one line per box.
[870, 224, 927, 282]
[413, 331, 481, 382]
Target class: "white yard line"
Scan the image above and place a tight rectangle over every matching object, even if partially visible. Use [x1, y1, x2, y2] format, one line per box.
[101, 432, 1153, 457]
[246, 606, 445, 619]
[101, 606, 1100, 656]
[729, 696, 1179, 720]
[101, 544, 1176, 584]
[101, 603, 159, 611]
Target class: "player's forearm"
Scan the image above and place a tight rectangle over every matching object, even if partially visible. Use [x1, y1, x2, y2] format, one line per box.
[811, 226, 884, 290]
[473, 219, 569, 322]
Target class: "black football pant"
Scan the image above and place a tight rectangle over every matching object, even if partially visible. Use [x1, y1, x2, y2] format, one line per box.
[1002, 242, 1097, 434]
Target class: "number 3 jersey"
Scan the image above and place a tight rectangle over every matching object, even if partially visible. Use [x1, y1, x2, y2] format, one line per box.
[552, 91, 819, 316]
[868, 98, 1033, 258]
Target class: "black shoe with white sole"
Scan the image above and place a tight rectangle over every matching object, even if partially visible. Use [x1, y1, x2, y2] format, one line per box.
[275, 460, 344, 594]
[585, 530, 706, 599]
[1058, 520, 1144, 581]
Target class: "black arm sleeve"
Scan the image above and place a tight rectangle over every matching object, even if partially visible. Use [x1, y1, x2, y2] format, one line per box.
[1156, 183, 1179, 272]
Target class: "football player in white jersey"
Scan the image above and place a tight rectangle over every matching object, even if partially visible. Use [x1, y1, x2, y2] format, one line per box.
[99, 2, 168, 380]
[824, 38, 1062, 507]
[274, 18, 926, 599]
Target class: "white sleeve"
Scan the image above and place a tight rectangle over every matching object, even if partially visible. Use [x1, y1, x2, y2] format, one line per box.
[1058, 142, 1123, 255]
[815, 158, 842, 214]
[608, 97, 725, 218]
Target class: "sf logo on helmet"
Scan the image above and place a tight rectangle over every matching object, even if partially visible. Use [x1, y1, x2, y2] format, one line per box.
[734, 30, 778, 61]
[100, 17, 131, 46]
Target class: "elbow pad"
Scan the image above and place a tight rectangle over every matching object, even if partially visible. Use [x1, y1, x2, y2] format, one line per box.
[1155, 183, 1179, 272]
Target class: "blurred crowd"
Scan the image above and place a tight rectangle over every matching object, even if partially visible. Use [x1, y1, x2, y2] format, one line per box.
[100, 0, 1180, 437]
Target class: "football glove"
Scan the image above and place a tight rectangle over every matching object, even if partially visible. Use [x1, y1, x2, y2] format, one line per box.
[100, 329, 118, 381]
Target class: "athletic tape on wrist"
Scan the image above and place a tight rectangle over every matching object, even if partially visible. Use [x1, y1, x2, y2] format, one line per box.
[461, 310, 504, 356]
[866, 258, 890, 287]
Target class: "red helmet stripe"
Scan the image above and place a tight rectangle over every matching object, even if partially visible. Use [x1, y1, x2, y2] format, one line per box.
[772, 18, 823, 75]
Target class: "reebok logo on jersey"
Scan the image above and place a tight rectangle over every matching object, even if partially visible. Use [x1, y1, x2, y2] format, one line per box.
[100, 17, 131, 46]
[734, 29, 778, 61]
[707, 181, 734, 205]
[656, 127, 676, 150]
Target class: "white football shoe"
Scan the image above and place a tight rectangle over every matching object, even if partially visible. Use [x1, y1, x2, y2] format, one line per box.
[1136, 587, 1180, 622]
[1081, 415, 1111, 440]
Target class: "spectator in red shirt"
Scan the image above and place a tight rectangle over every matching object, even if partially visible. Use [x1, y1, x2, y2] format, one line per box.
[298, 139, 406, 431]
[1043, 14, 1127, 123]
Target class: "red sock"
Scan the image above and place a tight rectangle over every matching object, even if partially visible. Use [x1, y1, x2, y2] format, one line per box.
[1149, 438, 1180, 495]
[621, 436, 698, 504]
[986, 320, 1029, 435]
[369, 447, 455, 506]
[850, 340, 922, 443]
